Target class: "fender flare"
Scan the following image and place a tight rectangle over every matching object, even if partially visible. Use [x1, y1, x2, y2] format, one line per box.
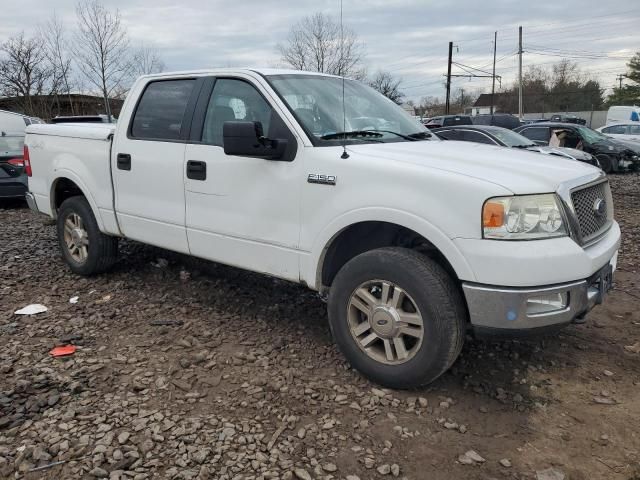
[50, 170, 106, 231]
[303, 207, 476, 289]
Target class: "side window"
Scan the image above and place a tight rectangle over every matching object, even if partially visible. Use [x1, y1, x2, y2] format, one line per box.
[435, 129, 460, 140]
[202, 79, 273, 146]
[603, 125, 626, 134]
[130, 80, 196, 140]
[520, 127, 549, 142]
[462, 131, 496, 145]
[629, 125, 640, 135]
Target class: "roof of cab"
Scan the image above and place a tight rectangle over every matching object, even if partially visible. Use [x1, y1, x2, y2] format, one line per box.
[137, 67, 341, 81]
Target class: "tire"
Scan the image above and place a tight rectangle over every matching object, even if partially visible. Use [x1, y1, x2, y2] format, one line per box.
[327, 247, 466, 389]
[57, 196, 118, 275]
[596, 154, 613, 173]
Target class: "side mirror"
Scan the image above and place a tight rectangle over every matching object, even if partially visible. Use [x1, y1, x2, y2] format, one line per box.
[223, 121, 287, 160]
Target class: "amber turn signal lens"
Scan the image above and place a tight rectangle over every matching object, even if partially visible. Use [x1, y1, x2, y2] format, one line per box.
[483, 201, 504, 228]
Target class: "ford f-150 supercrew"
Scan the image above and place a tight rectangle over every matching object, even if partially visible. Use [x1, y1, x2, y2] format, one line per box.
[24, 68, 620, 388]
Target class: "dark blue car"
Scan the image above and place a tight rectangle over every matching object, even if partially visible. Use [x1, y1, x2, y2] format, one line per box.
[0, 134, 27, 199]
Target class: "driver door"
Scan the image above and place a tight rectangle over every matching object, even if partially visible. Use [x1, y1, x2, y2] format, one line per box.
[183, 76, 302, 281]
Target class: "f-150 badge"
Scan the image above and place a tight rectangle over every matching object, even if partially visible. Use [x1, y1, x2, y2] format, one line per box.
[308, 174, 336, 185]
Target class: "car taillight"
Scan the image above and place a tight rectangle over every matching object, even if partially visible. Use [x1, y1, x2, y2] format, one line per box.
[23, 144, 32, 176]
[7, 158, 24, 167]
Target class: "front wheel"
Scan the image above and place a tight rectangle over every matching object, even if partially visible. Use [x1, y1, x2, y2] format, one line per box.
[327, 247, 466, 389]
[57, 196, 118, 275]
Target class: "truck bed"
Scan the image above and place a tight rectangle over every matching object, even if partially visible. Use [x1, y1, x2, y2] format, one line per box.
[25, 122, 119, 235]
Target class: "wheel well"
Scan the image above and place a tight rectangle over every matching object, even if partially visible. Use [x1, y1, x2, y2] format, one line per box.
[320, 221, 459, 290]
[53, 178, 84, 211]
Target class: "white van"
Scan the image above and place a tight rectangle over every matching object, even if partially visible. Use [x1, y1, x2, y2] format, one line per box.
[0, 109, 45, 135]
[606, 105, 640, 125]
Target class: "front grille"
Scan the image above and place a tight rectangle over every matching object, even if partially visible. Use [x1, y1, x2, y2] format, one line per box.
[570, 180, 612, 244]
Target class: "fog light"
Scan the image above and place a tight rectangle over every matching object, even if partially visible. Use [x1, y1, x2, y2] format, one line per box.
[527, 292, 568, 315]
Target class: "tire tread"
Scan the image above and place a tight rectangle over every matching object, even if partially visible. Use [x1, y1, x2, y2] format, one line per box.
[328, 247, 467, 388]
[57, 196, 118, 275]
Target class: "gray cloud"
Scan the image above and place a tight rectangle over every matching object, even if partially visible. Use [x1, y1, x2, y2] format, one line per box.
[1, 0, 638, 101]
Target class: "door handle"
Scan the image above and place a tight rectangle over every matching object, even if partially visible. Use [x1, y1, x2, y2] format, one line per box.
[117, 153, 131, 171]
[186, 160, 206, 180]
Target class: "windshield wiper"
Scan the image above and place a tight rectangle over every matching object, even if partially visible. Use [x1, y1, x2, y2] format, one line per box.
[320, 130, 424, 142]
[407, 131, 432, 140]
[320, 131, 384, 142]
[371, 130, 420, 141]
[512, 144, 537, 149]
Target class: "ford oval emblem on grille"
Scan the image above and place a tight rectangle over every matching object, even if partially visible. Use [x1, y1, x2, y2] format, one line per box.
[593, 198, 606, 218]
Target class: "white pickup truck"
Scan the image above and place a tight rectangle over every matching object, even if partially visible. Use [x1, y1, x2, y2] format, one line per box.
[24, 68, 620, 388]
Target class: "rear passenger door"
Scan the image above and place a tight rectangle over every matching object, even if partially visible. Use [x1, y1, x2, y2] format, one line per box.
[112, 77, 202, 253]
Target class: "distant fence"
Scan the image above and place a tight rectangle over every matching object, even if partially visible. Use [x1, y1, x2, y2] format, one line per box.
[522, 111, 607, 129]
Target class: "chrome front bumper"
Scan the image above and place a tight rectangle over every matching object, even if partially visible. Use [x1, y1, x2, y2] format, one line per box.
[463, 253, 616, 336]
[25, 191, 39, 213]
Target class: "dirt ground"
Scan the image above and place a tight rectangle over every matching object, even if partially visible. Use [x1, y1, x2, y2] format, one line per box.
[1, 174, 639, 480]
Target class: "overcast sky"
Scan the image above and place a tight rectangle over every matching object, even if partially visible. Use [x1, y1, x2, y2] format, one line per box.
[2, 0, 638, 102]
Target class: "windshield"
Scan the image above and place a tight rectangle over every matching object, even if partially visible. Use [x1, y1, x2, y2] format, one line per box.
[268, 74, 433, 145]
[0, 135, 24, 157]
[575, 126, 609, 144]
[489, 128, 535, 147]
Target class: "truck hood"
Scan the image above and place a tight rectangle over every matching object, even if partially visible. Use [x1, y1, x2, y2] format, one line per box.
[347, 140, 601, 194]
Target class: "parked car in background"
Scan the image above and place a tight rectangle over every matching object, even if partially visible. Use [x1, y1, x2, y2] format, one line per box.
[515, 122, 638, 173]
[522, 118, 549, 124]
[549, 114, 586, 125]
[613, 138, 640, 161]
[432, 125, 599, 167]
[423, 115, 473, 129]
[596, 123, 640, 142]
[606, 105, 640, 124]
[0, 109, 43, 133]
[471, 113, 521, 130]
[52, 114, 114, 124]
[0, 133, 27, 199]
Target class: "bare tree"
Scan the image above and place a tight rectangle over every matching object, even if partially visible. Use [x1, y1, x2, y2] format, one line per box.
[0, 32, 57, 118]
[41, 13, 75, 116]
[132, 43, 165, 76]
[74, 0, 132, 121]
[368, 70, 404, 104]
[278, 12, 364, 78]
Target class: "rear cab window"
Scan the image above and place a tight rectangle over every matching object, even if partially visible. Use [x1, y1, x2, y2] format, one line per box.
[130, 79, 196, 141]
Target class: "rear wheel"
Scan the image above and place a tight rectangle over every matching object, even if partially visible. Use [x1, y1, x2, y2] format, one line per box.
[327, 247, 466, 389]
[57, 196, 118, 275]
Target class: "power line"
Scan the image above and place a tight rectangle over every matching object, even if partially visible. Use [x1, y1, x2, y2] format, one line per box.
[525, 50, 633, 61]
[450, 8, 640, 43]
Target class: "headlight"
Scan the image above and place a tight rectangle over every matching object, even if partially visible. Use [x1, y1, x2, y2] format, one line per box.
[483, 194, 568, 240]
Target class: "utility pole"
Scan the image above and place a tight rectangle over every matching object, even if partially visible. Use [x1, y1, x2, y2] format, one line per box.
[445, 41, 453, 114]
[490, 31, 497, 115]
[616, 74, 625, 89]
[518, 26, 523, 120]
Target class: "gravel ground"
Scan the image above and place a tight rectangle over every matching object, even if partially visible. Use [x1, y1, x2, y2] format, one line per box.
[1, 174, 639, 480]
